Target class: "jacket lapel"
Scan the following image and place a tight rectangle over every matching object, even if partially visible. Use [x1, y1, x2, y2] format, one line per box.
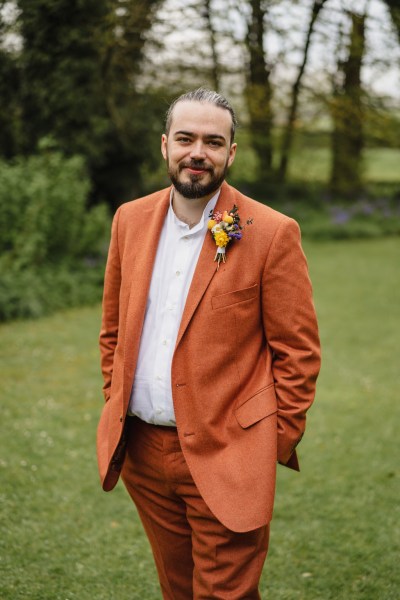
[175, 182, 234, 349]
[122, 189, 170, 400]
[174, 229, 217, 350]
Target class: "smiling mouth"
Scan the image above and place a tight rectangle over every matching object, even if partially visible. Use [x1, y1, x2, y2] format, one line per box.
[186, 167, 207, 174]
[181, 164, 211, 175]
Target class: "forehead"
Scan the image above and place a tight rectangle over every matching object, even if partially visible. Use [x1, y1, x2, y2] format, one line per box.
[169, 101, 232, 140]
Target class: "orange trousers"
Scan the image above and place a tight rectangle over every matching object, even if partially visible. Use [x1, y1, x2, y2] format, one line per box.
[121, 417, 269, 599]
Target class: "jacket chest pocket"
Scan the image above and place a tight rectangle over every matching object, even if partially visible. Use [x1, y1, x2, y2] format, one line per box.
[211, 283, 258, 310]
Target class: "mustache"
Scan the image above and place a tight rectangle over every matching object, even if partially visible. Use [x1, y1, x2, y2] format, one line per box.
[179, 161, 213, 172]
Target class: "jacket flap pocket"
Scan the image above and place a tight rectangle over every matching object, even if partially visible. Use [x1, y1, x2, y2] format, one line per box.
[235, 384, 277, 428]
[212, 284, 258, 310]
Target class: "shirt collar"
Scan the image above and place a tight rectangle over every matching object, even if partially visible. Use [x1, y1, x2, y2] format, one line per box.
[168, 188, 221, 235]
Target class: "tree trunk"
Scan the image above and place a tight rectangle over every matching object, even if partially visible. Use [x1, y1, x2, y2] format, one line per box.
[203, 0, 220, 91]
[330, 11, 366, 198]
[278, 0, 327, 182]
[383, 0, 400, 43]
[245, 0, 274, 179]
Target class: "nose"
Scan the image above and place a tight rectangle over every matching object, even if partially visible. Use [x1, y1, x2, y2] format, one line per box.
[189, 141, 206, 160]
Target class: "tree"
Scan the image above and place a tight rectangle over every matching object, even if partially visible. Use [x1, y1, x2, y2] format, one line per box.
[140, 0, 228, 92]
[278, 0, 328, 182]
[330, 10, 366, 197]
[13, 0, 164, 207]
[203, 0, 221, 91]
[95, 0, 165, 204]
[17, 0, 109, 159]
[245, 0, 274, 180]
[0, 47, 20, 158]
[383, 0, 400, 44]
[0, 1, 23, 158]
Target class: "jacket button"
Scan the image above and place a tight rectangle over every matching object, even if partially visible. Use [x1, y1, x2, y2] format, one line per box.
[119, 415, 123, 422]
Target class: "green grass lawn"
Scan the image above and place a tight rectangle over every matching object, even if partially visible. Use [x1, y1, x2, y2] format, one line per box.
[228, 129, 400, 185]
[288, 147, 400, 183]
[1, 238, 399, 599]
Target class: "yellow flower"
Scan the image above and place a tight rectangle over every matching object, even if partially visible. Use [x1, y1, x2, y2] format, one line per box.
[222, 211, 233, 224]
[208, 219, 216, 230]
[214, 230, 229, 247]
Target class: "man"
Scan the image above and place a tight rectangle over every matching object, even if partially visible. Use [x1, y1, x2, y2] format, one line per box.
[98, 88, 321, 599]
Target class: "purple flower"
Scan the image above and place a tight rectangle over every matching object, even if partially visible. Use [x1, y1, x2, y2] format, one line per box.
[330, 207, 351, 225]
[228, 232, 242, 240]
[358, 201, 374, 216]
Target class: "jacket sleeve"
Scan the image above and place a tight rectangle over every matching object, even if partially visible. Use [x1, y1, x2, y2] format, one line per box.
[99, 207, 122, 403]
[261, 217, 321, 469]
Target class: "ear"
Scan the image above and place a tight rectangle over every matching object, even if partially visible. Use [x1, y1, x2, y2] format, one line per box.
[161, 134, 168, 160]
[227, 143, 237, 168]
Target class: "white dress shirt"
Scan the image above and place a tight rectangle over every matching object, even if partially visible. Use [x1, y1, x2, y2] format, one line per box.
[128, 189, 220, 425]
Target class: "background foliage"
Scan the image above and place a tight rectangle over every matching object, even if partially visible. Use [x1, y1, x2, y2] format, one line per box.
[0, 0, 399, 320]
[1, 0, 399, 202]
[0, 146, 109, 320]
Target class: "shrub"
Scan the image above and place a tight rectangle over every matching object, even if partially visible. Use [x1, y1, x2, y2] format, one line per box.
[233, 179, 400, 240]
[281, 196, 400, 240]
[0, 149, 110, 320]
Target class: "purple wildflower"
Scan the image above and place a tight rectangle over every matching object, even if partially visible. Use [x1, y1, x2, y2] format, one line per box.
[358, 201, 374, 216]
[330, 207, 351, 225]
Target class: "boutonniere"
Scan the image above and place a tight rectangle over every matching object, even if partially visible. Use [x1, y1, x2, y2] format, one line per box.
[208, 204, 253, 268]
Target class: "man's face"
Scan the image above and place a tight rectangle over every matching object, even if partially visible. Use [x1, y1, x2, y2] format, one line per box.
[161, 101, 237, 200]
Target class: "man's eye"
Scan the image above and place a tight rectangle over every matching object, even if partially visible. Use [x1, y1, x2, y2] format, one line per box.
[177, 137, 190, 143]
[208, 140, 222, 147]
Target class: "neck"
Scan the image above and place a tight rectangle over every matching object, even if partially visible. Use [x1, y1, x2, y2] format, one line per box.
[172, 188, 217, 229]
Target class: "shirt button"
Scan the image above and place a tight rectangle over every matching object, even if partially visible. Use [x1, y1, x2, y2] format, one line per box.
[156, 408, 163, 414]
[176, 271, 181, 276]
[156, 375, 162, 381]
[162, 340, 167, 346]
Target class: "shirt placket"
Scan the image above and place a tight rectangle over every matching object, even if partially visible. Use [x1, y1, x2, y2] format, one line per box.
[151, 226, 192, 422]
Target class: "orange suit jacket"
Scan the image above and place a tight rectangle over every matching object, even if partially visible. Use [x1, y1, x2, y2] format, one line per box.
[97, 181, 321, 532]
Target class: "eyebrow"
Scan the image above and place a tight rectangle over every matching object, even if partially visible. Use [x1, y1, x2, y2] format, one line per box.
[174, 130, 227, 142]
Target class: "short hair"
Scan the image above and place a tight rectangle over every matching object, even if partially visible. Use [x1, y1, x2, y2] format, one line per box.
[165, 87, 238, 143]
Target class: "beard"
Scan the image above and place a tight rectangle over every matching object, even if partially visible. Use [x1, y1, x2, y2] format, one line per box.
[167, 157, 229, 200]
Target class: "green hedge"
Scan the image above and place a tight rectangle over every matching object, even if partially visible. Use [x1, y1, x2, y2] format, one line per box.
[233, 180, 400, 240]
[0, 149, 110, 320]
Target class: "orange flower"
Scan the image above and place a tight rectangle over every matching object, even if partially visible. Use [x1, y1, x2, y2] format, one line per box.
[222, 211, 233, 224]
